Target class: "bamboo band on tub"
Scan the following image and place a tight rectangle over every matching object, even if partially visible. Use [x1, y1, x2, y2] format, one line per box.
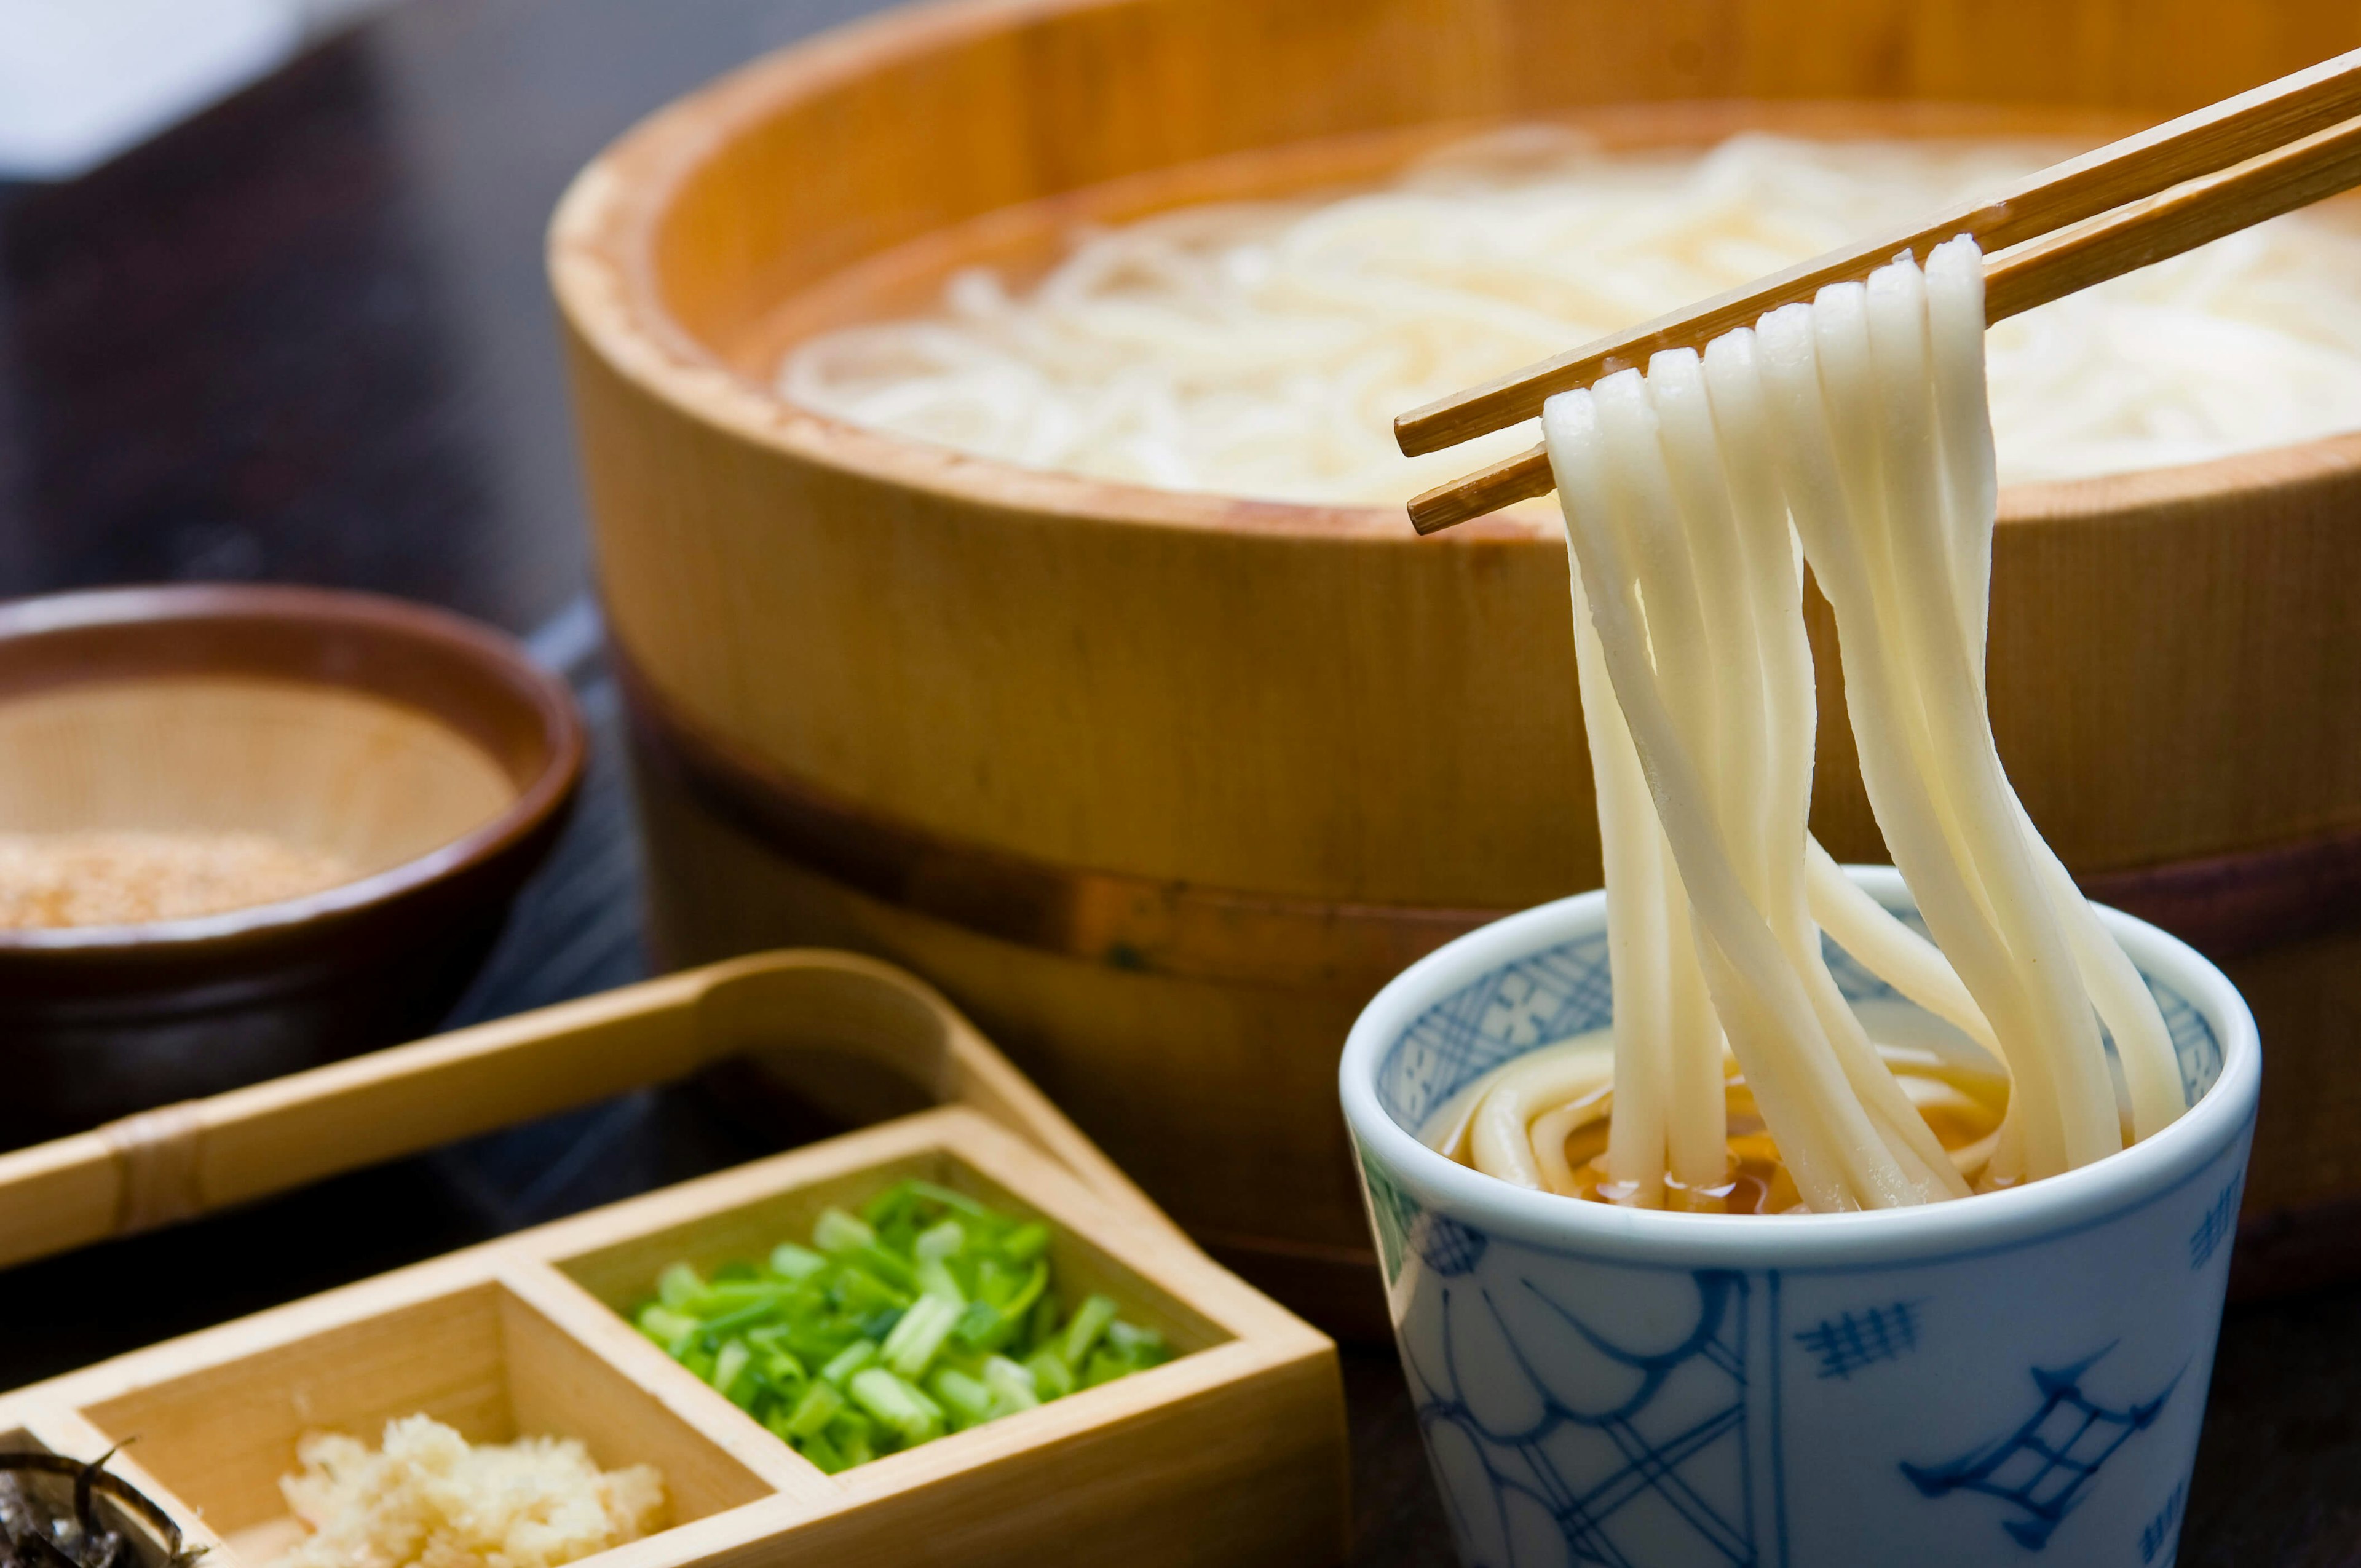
[613, 641, 2361, 983]
[613, 652, 1503, 990]
[97, 1102, 206, 1235]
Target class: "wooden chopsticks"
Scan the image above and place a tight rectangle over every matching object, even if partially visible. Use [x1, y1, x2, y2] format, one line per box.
[1398, 48, 2361, 535]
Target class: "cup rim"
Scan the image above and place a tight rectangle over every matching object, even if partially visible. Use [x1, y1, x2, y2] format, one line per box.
[1339, 864, 2261, 1270]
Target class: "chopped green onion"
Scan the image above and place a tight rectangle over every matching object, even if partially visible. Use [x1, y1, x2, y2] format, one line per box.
[813, 1208, 876, 1254]
[1000, 1221, 1052, 1263]
[820, 1338, 879, 1386]
[713, 1338, 756, 1407]
[850, 1368, 943, 1446]
[703, 1280, 792, 1309]
[1080, 1349, 1129, 1388]
[629, 1178, 1175, 1473]
[930, 1368, 994, 1429]
[1026, 1289, 1061, 1347]
[657, 1262, 705, 1310]
[982, 1355, 1039, 1415]
[881, 1293, 960, 1379]
[914, 1219, 965, 1262]
[983, 1355, 1035, 1398]
[833, 1267, 912, 1313]
[950, 1299, 1010, 1353]
[1059, 1294, 1120, 1368]
[636, 1304, 698, 1346]
[756, 1344, 807, 1388]
[782, 1380, 844, 1439]
[829, 1411, 876, 1468]
[951, 1259, 1051, 1354]
[701, 1299, 788, 1339]
[1025, 1347, 1075, 1400]
[903, 1181, 997, 1221]
[913, 1257, 966, 1307]
[770, 1242, 828, 1279]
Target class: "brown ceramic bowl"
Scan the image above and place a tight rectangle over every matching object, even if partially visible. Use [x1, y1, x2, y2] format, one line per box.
[0, 584, 585, 1143]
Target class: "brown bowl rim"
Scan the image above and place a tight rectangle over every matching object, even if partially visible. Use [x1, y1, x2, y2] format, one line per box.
[545, 0, 2361, 545]
[0, 583, 587, 954]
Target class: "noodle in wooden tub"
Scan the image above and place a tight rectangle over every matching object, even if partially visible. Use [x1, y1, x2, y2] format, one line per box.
[786, 133, 2361, 510]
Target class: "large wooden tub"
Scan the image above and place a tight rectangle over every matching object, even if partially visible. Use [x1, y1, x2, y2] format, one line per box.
[552, 0, 2361, 1334]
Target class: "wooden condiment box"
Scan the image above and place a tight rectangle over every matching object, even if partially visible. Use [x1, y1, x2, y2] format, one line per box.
[0, 953, 1347, 1566]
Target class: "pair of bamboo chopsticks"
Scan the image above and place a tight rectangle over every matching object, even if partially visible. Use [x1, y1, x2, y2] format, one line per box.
[1399, 47, 2361, 534]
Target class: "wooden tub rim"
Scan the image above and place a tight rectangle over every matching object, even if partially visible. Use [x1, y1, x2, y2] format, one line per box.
[545, 0, 2361, 548]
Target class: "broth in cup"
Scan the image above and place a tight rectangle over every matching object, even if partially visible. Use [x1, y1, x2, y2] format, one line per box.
[1422, 1047, 2010, 1215]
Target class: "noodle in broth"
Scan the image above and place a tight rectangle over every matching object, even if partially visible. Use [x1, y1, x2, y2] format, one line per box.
[1448, 239, 2177, 1213]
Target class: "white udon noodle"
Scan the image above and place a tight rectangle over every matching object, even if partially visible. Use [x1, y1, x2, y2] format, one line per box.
[1482, 239, 2182, 1213]
[783, 129, 2361, 515]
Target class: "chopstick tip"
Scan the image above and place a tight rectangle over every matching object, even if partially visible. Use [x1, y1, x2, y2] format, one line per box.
[1405, 444, 1557, 536]
[1393, 409, 1442, 459]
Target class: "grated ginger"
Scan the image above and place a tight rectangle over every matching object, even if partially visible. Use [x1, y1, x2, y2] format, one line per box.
[272, 1416, 667, 1568]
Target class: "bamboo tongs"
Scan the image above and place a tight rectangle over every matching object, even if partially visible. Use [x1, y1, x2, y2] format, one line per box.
[1398, 49, 2361, 535]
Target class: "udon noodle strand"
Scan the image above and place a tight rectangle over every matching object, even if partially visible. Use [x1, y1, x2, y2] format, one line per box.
[1466, 237, 2180, 1212]
[1469, 1045, 1619, 1189]
[1803, 839, 1998, 1057]
[1777, 298, 2067, 1178]
[1687, 335, 1969, 1201]
[1921, 244, 2181, 1141]
[1550, 371, 1956, 1211]
[1776, 242, 2178, 1178]
[1569, 572, 1677, 1201]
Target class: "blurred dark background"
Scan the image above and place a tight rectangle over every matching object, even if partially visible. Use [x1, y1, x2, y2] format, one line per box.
[0, 0, 889, 627]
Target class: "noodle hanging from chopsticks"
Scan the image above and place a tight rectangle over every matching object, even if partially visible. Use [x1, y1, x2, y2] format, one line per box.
[1469, 237, 2180, 1211]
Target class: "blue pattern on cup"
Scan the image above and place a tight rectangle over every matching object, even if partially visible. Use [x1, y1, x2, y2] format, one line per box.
[1348, 881, 2255, 1567]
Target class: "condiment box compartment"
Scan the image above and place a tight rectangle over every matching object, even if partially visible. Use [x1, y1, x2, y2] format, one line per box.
[0, 954, 1347, 1566]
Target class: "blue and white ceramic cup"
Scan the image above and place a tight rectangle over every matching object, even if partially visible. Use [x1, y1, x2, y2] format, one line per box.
[1340, 867, 2258, 1568]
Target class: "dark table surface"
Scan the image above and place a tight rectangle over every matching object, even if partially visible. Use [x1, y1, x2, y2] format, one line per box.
[0, 3, 2355, 1562]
